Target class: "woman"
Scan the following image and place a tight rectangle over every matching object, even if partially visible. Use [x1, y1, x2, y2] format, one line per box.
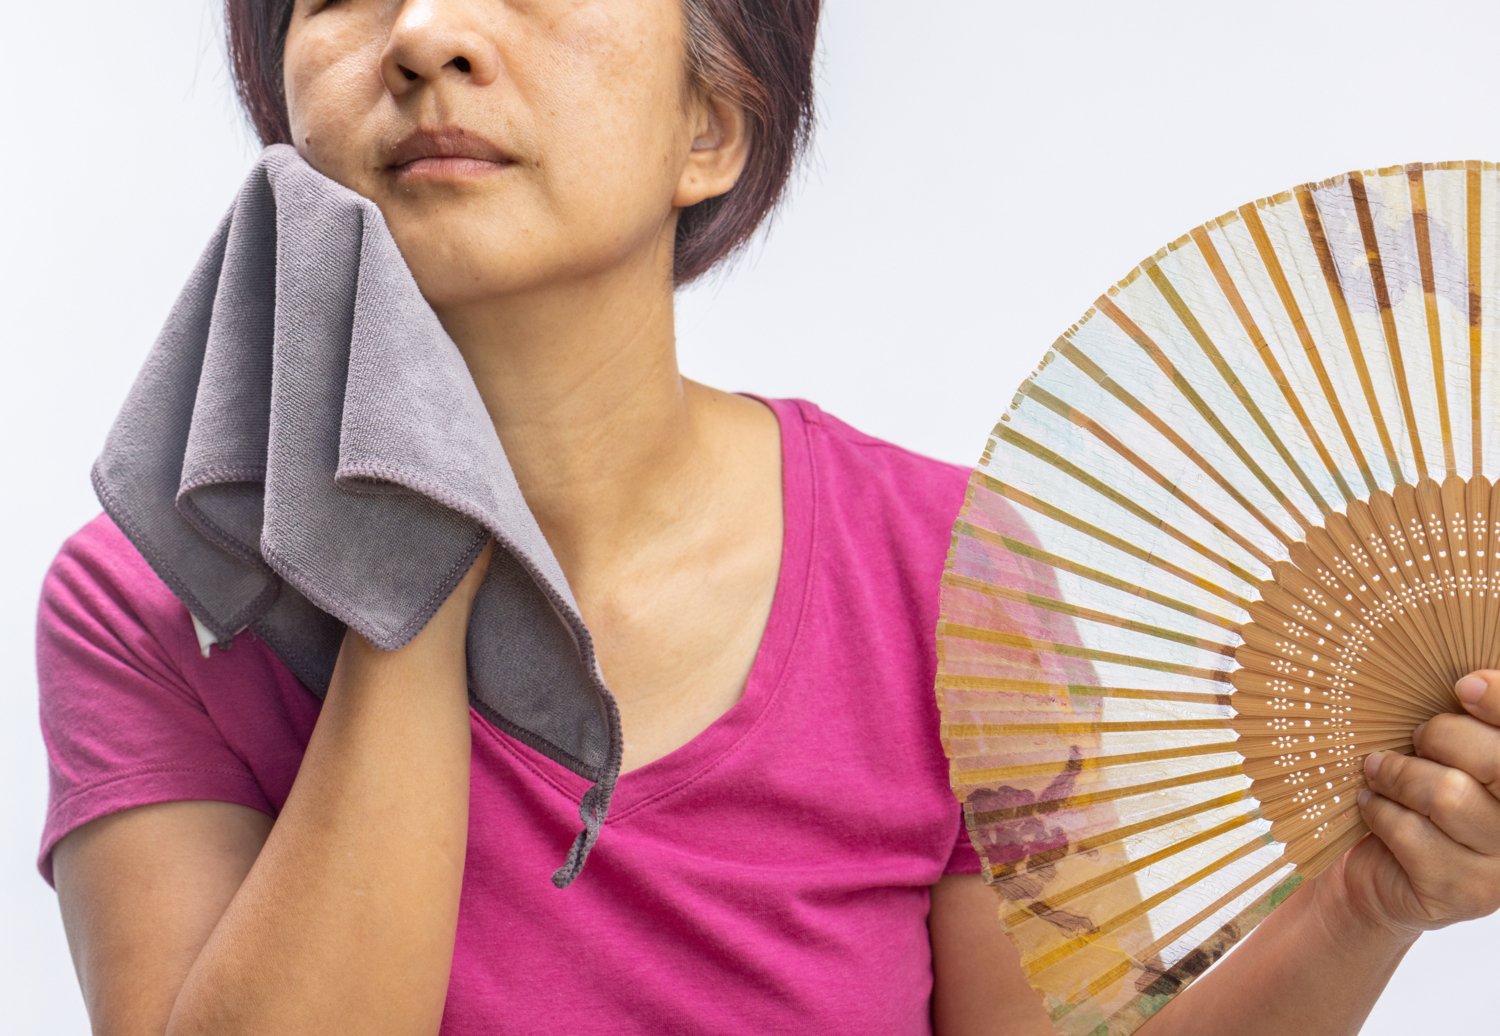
[35, 1, 1500, 1033]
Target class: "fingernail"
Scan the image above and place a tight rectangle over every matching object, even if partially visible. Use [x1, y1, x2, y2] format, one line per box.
[1364, 751, 1385, 780]
[1457, 674, 1487, 705]
[1358, 788, 1371, 807]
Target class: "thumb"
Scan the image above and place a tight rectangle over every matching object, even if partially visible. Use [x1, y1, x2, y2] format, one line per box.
[1454, 670, 1500, 725]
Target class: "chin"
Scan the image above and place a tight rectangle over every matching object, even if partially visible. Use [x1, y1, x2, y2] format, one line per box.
[404, 251, 560, 308]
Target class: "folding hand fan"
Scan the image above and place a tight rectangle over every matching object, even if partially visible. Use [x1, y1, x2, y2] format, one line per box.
[936, 160, 1500, 1035]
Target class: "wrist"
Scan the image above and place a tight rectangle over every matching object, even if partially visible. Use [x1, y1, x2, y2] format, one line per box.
[1308, 857, 1422, 958]
[335, 623, 472, 703]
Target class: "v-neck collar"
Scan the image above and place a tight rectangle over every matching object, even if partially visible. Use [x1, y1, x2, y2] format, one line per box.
[477, 392, 816, 821]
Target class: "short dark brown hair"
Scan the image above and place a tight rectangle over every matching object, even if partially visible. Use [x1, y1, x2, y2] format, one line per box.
[223, 1, 822, 288]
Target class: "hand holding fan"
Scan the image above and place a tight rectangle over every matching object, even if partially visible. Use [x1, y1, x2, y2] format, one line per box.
[936, 160, 1500, 1034]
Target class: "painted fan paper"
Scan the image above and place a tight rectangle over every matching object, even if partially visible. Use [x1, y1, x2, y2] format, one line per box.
[936, 160, 1500, 1035]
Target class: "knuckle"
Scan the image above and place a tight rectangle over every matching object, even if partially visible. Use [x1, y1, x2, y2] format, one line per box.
[1429, 769, 1473, 825]
[1394, 814, 1435, 858]
[1425, 712, 1462, 744]
[1367, 795, 1418, 845]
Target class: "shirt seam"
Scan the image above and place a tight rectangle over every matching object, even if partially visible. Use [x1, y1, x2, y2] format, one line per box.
[48, 763, 269, 813]
[804, 408, 969, 471]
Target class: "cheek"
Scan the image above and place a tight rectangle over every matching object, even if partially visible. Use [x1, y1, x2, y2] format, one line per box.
[283, 28, 382, 150]
[535, 7, 687, 206]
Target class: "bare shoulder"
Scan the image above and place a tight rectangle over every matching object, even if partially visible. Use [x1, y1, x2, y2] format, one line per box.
[928, 871, 1057, 1036]
[51, 800, 274, 1034]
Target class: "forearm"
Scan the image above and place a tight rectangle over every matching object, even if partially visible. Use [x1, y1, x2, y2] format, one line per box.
[165, 627, 473, 1036]
[1138, 863, 1419, 1036]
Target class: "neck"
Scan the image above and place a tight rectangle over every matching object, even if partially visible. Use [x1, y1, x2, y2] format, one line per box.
[433, 253, 711, 588]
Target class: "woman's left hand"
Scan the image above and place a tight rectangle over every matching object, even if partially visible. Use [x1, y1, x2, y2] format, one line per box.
[1314, 669, 1500, 939]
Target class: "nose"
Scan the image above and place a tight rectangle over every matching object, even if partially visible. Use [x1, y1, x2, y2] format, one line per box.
[380, 0, 501, 94]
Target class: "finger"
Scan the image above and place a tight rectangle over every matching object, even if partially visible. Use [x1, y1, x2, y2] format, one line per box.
[1454, 669, 1500, 727]
[1358, 788, 1489, 907]
[1364, 748, 1500, 855]
[1410, 711, 1500, 799]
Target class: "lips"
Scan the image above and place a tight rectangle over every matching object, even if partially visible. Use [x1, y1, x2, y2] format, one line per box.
[387, 126, 515, 169]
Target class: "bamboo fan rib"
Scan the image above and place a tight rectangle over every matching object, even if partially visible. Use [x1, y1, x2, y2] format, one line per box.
[936, 161, 1500, 1036]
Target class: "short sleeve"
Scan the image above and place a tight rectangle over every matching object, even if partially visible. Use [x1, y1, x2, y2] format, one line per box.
[942, 802, 985, 876]
[34, 514, 274, 890]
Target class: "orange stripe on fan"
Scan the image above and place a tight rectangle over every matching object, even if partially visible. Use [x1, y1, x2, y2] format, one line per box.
[948, 717, 1231, 737]
[1096, 295, 1316, 535]
[949, 516, 1239, 630]
[935, 673, 1231, 706]
[1019, 380, 1277, 570]
[1292, 186, 1404, 486]
[1241, 198, 1379, 494]
[1145, 261, 1333, 516]
[970, 472, 1254, 611]
[1023, 835, 1270, 978]
[1350, 170, 1427, 479]
[993, 422, 1260, 585]
[1051, 337, 1296, 550]
[936, 622, 1232, 681]
[1468, 163, 1483, 474]
[1002, 811, 1258, 929]
[962, 739, 1238, 787]
[1128, 860, 1299, 988]
[987, 790, 1251, 880]
[1139, 861, 1298, 968]
[1190, 224, 1355, 504]
[967, 764, 1245, 824]
[1405, 166, 1456, 475]
[940, 569, 1240, 653]
[1048, 857, 1295, 1019]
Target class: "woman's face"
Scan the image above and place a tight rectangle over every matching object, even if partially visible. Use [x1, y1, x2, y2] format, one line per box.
[282, 0, 740, 307]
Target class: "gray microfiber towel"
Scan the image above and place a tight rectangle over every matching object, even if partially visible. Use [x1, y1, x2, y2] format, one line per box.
[90, 142, 621, 889]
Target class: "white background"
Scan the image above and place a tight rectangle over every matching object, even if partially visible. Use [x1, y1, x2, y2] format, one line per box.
[6, 0, 1499, 1031]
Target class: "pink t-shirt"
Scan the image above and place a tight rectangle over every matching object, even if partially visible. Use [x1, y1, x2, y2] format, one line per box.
[35, 393, 987, 1033]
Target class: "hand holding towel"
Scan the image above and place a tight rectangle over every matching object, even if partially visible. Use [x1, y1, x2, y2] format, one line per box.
[91, 143, 621, 888]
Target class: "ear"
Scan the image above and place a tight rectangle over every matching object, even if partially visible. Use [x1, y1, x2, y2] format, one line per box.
[673, 86, 752, 208]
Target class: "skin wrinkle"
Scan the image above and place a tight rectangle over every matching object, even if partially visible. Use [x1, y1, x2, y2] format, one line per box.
[279, 0, 782, 773]
[268, 13, 1500, 1036]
